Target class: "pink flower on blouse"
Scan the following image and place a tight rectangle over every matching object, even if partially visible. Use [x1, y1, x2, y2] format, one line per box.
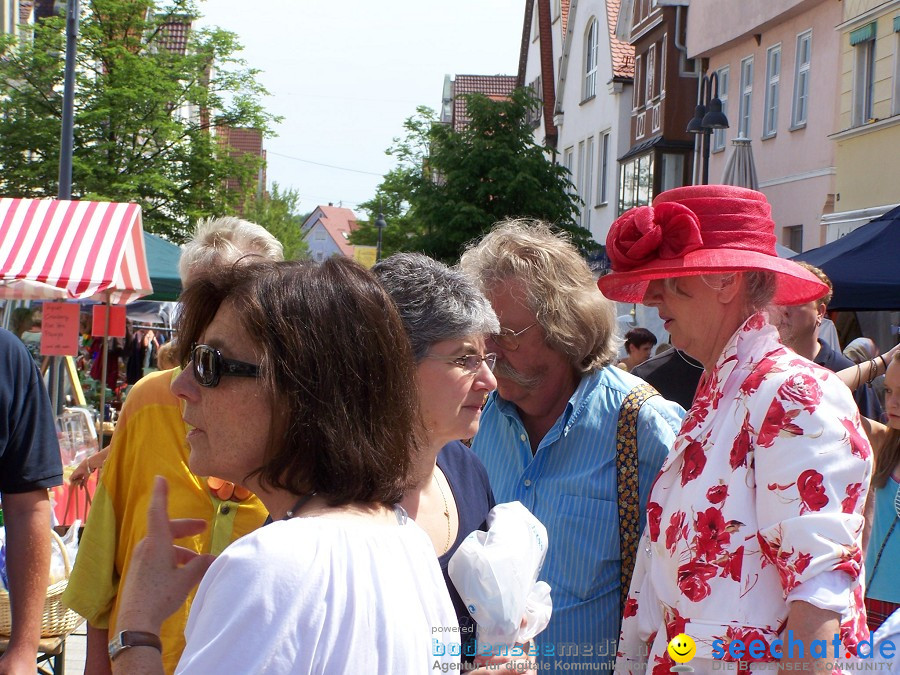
[647, 501, 663, 541]
[681, 440, 707, 486]
[706, 484, 729, 505]
[677, 561, 717, 602]
[623, 598, 638, 618]
[841, 418, 872, 460]
[757, 399, 802, 447]
[719, 546, 744, 582]
[739, 357, 778, 396]
[695, 507, 731, 559]
[777, 372, 823, 413]
[730, 413, 753, 470]
[842, 483, 865, 514]
[666, 510, 687, 552]
[796, 469, 829, 513]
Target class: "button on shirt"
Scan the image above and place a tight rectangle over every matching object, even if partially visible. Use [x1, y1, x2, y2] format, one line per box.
[471, 366, 683, 669]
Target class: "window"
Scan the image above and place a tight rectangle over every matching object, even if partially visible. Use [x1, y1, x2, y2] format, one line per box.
[314, 227, 325, 241]
[532, 0, 539, 42]
[583, 136, 594, 228]
[895, 20, 900, 115]
[563, 147, 575, 194]
[577, 140, 586, 206]
[738, 57, 754, 138]
[646, 44, 656, 101]
[633, 55, 643, 109]
[785, 225, 803, 253]
[851, 22, 876, 126]
[712, 66, 729, 152]
[791, 31, 812, 128]
[763, 44, 781, 138]
[660, 153, 685, 192]
[525, 76, 542, 128]
[660, 35, 667, 97]
[618, 154, 654, 214]
[584, 19, 599, 100]
[597, 131, 610, 205]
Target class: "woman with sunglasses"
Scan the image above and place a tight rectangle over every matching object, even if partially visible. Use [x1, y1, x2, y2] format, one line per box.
[111, 258, 457, 674]
[373, 253, 500, 666]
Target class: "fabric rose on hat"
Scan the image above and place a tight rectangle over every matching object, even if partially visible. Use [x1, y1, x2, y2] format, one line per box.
[606, 202, 703, 272]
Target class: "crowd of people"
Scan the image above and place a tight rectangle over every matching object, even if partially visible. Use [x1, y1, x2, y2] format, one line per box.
[0, 184, 898, 674]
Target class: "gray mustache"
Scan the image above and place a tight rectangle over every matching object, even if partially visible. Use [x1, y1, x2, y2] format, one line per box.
[493, 360, 541, 388]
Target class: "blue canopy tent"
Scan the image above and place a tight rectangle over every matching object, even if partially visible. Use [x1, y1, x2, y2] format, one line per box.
[792, 205, 900, 310]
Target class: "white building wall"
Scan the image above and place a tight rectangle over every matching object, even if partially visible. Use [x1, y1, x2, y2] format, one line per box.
[303, 222, 344, 262]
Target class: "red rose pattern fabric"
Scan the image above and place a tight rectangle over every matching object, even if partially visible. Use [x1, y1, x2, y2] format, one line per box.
[616, 315, 872, 674]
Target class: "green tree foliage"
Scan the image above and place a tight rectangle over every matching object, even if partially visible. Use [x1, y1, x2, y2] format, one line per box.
[0, 0, 278, 241]
[351, 90, 590, 263]
[240, 182, 308, 260]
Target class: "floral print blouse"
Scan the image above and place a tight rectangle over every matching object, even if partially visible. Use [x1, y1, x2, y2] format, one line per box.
[616, 313, 872, 674]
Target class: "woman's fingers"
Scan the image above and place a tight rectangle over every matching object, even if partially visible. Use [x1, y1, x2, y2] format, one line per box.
[168, 518, 209, 541]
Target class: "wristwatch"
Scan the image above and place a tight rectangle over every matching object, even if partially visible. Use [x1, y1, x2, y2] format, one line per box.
[108, 630, 163, 661]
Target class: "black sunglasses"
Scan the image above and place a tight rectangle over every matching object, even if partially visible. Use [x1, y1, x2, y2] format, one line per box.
[190, 343, 261, 388]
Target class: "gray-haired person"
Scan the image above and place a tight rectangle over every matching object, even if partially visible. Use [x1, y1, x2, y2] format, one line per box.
[64, 217, 283, 675]
[374, 252, 512, 668]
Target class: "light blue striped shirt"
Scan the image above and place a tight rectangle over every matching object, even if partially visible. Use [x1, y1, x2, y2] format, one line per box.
[471, 366, 684, 670]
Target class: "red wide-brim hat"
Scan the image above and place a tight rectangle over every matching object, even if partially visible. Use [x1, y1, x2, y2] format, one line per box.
[597, 185, 828, 305]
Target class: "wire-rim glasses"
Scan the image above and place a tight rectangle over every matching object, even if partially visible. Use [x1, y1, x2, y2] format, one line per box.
[424, 352, 497, 375]
[491, 322, 537, 352]
[191, 343, 261, 388]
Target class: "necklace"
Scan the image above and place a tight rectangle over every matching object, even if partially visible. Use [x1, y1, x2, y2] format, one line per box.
[283, 492, 317, 520]
[433, 471, 451, 554]
[674, 349, 704, 370]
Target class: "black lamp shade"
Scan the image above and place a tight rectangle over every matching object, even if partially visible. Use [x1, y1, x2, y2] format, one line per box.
[686, 104, 707, 134]
[375, 213, 387, 229]
[701, 98, 729, 129]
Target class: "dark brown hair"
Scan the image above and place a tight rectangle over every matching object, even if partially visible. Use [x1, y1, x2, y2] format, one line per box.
[175, 258, 422, 505]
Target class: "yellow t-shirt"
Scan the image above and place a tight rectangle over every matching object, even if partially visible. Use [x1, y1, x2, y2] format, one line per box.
[63, 368, 268, 674]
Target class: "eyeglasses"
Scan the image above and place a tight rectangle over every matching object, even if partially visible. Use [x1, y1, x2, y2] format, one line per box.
[424, 352, 497, 375]
[190, 343, 261, 388]
[491, 322, 537, 352]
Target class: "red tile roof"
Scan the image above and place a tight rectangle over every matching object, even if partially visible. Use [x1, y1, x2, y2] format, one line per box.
[308, 205, 359, 257]
[607, 0, 634, 79]
[451, 74, 518, 131]
[156, 17, 191, 55]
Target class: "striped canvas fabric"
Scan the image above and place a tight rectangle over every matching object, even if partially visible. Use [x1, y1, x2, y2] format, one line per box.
[0, 198, 152, 304]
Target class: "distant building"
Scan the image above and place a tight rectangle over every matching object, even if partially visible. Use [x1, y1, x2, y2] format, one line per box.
[687, 0, 844, 253]
[824, 0, 900, 242]
[301, 204, 359, 262]
[440, 74, 518, 132]
[217, 126, 267, 210]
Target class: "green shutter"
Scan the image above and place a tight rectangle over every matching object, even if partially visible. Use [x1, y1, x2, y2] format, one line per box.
[894, 15, 900, 33]
[849, 22, 876, 45]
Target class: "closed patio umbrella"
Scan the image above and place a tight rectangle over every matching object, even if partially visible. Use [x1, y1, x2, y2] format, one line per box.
[721, 137, 759, 190]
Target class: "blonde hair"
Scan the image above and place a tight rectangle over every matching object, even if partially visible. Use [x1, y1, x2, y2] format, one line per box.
[156, 340, 179, 370]
[794, 261, 832, 306]
[178, 216, 284, 284]
[459, 219, 617, 372]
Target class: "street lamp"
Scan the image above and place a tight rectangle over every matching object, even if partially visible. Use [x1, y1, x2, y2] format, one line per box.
[374, 212, 387, 262]
[686, 71, 729, 185]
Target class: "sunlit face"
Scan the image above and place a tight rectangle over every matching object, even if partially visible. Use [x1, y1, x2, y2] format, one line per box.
[170, 301, 272, 486]
[642, 276, 727, 367]
[484, 280, 575, 414]
[770, 300, 823, 350]
[885, 359, 900, 431]
[416, 336, 497, 446]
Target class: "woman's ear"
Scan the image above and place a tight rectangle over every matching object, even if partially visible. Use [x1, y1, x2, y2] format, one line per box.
[717, 273, 741, 305]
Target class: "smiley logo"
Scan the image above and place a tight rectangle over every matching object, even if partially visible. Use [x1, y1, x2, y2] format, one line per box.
[667, 633, 696, 664]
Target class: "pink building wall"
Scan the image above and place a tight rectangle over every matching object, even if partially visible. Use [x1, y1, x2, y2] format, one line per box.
[686, 0, 841, 252]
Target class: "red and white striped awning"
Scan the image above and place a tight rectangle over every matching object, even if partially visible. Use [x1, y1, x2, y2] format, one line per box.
[0, 198, 153, 304]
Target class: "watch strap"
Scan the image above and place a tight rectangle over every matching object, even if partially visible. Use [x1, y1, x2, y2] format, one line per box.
[108, 630, 163, 661]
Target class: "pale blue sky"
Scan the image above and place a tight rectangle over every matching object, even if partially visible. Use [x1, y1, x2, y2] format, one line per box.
[196, 1, 523, 218]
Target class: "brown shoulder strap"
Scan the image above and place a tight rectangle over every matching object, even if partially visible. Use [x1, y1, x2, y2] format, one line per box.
[615, 383, 659, 616]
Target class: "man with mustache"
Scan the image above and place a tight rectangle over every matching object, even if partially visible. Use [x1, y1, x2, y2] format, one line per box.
[460, 220, 683, 672]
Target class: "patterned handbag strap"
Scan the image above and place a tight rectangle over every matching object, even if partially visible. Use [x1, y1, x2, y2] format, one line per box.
[615, 383, 659, 616]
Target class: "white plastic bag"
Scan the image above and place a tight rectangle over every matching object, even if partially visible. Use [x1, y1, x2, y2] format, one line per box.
[448, 501, 552, 651]
[48, 520, 81, 585]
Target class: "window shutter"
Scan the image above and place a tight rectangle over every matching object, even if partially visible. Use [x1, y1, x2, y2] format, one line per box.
[849, 22, 876, 45]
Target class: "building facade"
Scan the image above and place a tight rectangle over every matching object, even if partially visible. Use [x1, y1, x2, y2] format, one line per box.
[825, 0, 900, 241]
[687, 0, 843, 253]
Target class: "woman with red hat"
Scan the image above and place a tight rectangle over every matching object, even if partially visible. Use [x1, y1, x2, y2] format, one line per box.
[599, 185, 872, 673]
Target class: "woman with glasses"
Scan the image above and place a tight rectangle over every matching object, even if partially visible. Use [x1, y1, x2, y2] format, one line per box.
[111, 258, 457, 674]
[373, 253, 500, 666]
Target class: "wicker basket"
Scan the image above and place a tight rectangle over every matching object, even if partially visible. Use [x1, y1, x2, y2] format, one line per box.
[0, 528, 83, 637]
